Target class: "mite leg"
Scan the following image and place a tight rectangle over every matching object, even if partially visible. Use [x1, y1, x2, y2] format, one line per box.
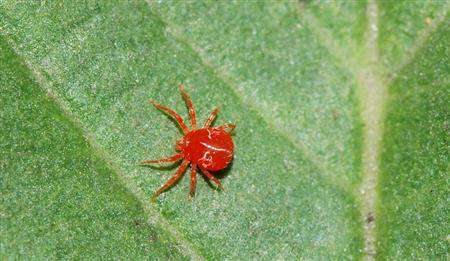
[149, 100, 189, 134]
[203, 107, 219, 128]
[151, 159, 190, 202]
[179, 84, 197, 129]
[219, 123, 236, 133]
[189, 164, 198, 198]
[140, 153, 182, 165]
[200, 167, 224, 190]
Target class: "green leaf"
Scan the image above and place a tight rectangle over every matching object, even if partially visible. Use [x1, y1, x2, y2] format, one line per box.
[1, 1, 448, 259]
[0, 36, 185, 259]
[377, 7, 449, 259]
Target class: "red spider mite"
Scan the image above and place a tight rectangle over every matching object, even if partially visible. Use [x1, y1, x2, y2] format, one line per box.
[141, 84, 235, 201]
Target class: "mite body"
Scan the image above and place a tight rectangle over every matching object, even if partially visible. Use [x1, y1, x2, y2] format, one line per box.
[141, 84, 235, 201]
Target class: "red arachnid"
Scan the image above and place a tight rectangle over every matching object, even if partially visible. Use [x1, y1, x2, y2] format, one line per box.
[141, 84, 235, 201]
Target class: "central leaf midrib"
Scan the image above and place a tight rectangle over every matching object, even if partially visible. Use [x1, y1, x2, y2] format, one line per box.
[358, 2, 384, 259]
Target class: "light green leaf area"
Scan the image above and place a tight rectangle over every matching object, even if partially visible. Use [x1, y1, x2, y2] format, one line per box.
[1, 1, 448, 259]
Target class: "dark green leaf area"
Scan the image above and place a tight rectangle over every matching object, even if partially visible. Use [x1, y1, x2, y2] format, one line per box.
[378, 20, 449, 259]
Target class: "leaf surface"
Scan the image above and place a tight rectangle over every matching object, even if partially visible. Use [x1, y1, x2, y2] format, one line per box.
[1, 1, 448, 259]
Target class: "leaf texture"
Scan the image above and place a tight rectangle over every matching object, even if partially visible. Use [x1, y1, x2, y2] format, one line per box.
[1, 1, 448, 259]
